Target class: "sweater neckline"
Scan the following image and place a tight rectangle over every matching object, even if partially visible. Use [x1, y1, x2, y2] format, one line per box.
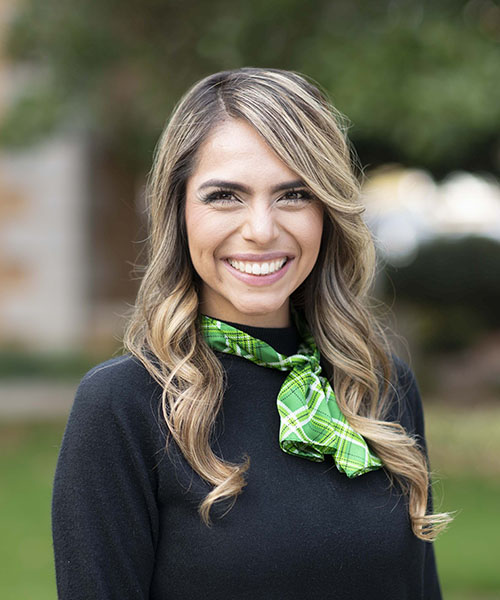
[204, 317, 301, 357]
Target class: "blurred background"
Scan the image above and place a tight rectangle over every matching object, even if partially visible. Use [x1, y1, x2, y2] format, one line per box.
[0, 0, 499, 598]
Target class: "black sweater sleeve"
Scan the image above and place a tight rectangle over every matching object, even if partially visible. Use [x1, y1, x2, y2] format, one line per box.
[52, 358, 161, 599]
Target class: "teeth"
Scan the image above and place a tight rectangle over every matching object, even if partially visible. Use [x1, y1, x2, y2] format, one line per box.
[228, 258, 288, 275]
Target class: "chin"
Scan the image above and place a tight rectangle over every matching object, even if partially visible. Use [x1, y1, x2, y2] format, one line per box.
[234, 299, 284, 316]
[229, 298, 289, 325]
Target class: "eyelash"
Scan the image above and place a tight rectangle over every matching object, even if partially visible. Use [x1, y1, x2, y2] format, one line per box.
[202, 188, 238, 204]
[201, 187, 314, 205]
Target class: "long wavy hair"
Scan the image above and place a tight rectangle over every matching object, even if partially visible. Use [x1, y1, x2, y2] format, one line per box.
[124, 67, 451, 541]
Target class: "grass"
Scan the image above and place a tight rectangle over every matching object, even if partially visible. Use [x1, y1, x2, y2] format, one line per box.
[426, 405, 500, 599]
[434, 476, 500, 597]
[0, 406, 499, 599]
[0, 421, 64, 600]
[0, 350, 114, 380]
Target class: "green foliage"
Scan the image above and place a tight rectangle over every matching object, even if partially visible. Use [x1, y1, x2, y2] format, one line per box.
[0, 82, 65, 147]
[387, 236, 500, 309]
[414, 305, 485, 353]
[384, 236, 500, 351]
[0, 350, 111, 380]
[2, 0, 499, 174]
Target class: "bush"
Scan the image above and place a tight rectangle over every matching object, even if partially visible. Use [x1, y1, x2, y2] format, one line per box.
[383, 236, 500, 351]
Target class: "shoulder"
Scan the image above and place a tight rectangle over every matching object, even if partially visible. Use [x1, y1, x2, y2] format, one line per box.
[388, 354, 426, 441]
[391, 354, 420, 402]
[71, 353, 162, 427]
[78, 353, 155, 394]
[56, 355, 165, 496]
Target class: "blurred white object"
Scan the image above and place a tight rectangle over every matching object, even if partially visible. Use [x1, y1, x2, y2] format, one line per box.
[362, 167, 500, 265]
[436, 172, 500, 239]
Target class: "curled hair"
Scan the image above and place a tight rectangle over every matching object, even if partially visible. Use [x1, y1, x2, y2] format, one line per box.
[124, 67, 452, 540]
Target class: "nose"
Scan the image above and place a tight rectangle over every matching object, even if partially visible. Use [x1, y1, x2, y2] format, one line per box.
[240, 203, 280, 245]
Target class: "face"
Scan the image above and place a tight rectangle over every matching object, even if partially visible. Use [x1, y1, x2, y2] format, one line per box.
[184, 118, 324, 327]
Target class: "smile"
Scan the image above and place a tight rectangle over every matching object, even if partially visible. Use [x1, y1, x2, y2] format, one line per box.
[226, 257, 288, 276]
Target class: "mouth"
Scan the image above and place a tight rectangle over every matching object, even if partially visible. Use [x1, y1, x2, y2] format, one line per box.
[226, 257, 289, 276]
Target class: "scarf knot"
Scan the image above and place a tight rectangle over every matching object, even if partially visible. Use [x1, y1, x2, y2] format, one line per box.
[201, 311, 383, 478]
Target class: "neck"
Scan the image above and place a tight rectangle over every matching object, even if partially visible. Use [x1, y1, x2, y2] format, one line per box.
[198, 302, 291, 328]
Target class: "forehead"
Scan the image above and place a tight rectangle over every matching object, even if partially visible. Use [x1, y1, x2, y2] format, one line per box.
[188, 118, 299, 186]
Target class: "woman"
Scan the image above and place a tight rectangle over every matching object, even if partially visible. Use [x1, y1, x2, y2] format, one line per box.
[52, 67, 451, 599]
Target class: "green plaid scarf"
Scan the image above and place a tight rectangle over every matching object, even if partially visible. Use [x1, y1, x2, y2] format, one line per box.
[200, 310, 383, 478]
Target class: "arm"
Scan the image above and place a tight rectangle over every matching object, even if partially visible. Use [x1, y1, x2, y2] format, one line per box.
[52, 359, 161, 599]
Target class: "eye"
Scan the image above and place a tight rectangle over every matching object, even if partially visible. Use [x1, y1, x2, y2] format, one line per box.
[279, 189, 314, 204]
[201, 188, 240, 205]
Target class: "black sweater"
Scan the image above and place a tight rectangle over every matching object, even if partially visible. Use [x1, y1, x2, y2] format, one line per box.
[52, 321, 442, 599]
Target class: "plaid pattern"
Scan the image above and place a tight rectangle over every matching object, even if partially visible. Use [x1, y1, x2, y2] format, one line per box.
[200, 310, 383, 478]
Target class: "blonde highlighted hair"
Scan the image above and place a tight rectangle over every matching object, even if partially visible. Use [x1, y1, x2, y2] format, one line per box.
[124, 67, 451, 540]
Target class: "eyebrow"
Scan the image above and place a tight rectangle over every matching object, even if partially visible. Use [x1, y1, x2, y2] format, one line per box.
[197, 179, 307, 194]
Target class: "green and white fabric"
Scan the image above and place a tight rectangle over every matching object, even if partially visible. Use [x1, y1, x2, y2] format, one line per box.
[200, 310, 383, 478]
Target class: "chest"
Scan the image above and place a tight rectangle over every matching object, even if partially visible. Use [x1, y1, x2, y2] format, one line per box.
[149, 358, 424, 599]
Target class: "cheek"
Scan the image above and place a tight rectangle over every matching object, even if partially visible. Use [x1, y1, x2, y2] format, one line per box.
[185, 206, 206, 268]
[299, 206, 324, 258]
[185, 215, 205, 258]
[184, 206, 228, 265]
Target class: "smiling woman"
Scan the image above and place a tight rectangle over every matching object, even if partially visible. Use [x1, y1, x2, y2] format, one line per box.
[52, 68, 452, 600]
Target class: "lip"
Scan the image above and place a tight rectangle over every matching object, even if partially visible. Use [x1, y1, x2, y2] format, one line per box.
[223, 252, 294, 261]
[222, 257, 294, 286]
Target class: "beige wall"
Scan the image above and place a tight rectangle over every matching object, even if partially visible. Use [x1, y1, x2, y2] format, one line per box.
[0, 0, 91, 351]
[0, 135, 90, 351]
